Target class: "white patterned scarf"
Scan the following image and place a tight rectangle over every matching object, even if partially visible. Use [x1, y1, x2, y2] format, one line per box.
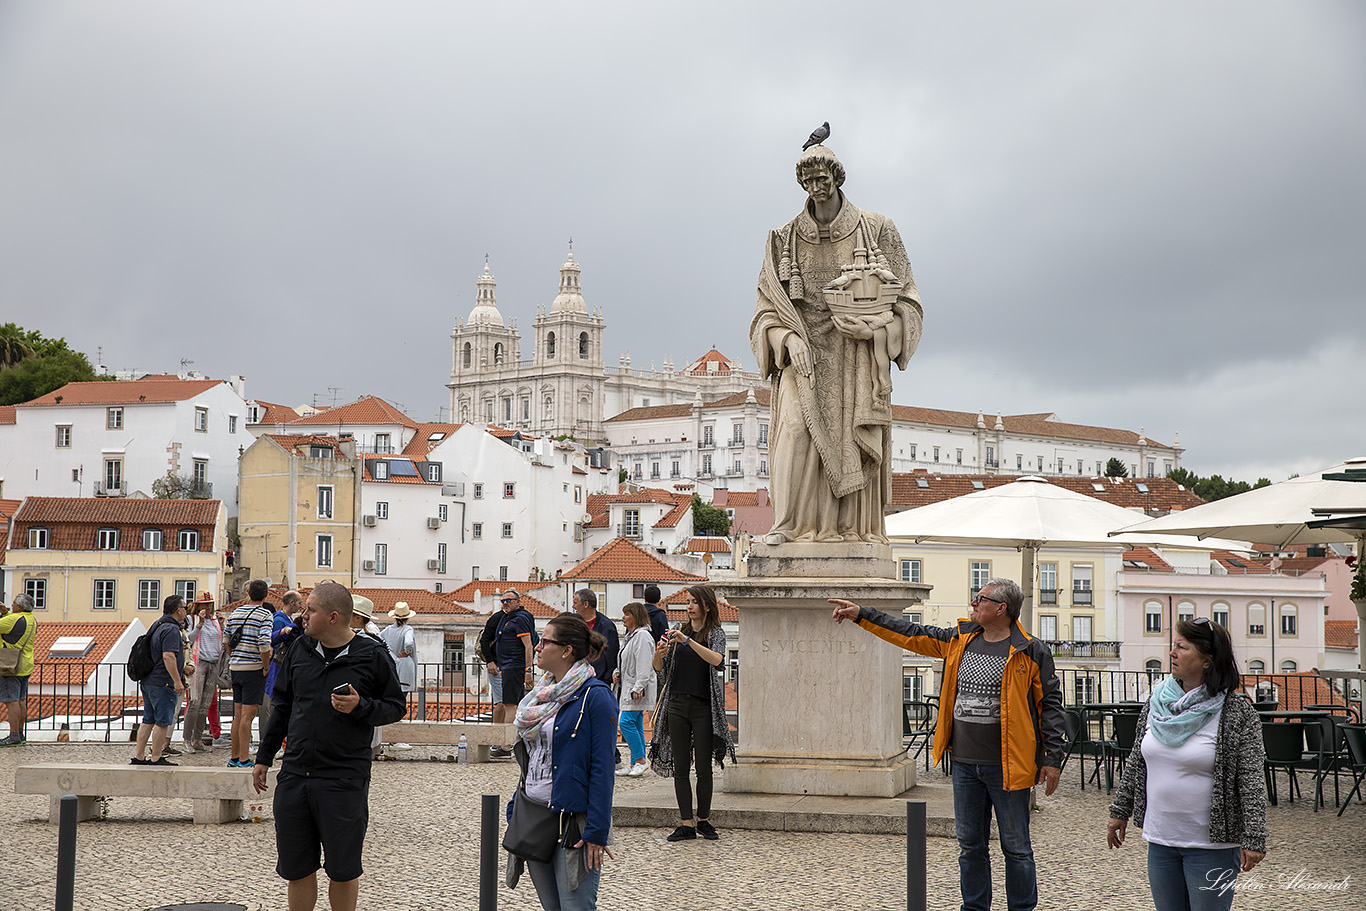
[513, 660, 596, 741]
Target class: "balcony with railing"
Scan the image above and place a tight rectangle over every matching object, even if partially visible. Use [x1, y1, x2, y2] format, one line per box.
[698, 439, 714, 450]
[1072, 587, 1093, 606]
[1039, 588, 1058, 605]
[616, 523, 643, 540]
[93, 481, 124, 497]
[1042, 640, 1120, 660]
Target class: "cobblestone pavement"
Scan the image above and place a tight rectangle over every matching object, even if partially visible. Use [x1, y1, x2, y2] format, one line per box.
[3, 741, 1360, 911]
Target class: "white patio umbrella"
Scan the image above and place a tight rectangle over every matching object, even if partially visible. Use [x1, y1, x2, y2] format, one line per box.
[884, 476, 1248, 628]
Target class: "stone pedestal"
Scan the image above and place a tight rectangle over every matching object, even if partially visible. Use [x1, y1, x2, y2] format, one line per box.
[722, 545, 931, 798]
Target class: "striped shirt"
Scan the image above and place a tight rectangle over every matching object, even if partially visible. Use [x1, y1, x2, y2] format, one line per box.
[226, 604, 273, 670]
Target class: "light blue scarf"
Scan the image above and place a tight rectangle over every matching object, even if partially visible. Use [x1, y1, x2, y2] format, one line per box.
[1147, 675, 1225, 746]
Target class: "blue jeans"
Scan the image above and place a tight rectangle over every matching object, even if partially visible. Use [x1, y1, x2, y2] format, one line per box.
[619, 710, 645, 764]
[526, 843, 601, 911]
[951, 760, 1037, 911]
[1147, 842, 1240, 911]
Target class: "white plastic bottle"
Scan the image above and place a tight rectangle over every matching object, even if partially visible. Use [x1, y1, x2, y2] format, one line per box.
[457, 734, 468, 765]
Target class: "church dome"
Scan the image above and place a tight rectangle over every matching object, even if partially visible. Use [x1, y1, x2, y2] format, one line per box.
[466, 261, 504, 327]
[549, 249, 588, 316]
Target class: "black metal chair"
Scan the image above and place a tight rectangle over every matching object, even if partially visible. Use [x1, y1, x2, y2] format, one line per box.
[1305, 715, 1350, 811]
[1103, 710, 1140, 791]
[1063, 707, 1111, 790]
[1336, 724, 1366, 817]
[1262, 721, 1314, 805]
[902, 700, 935, 772]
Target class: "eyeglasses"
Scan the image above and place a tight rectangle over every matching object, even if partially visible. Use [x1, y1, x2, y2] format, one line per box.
[971, 594, 1005, 607]
[1191, 617, 1211, 626]
[536, 638, 568, 649]
[500, 599, 517, 605]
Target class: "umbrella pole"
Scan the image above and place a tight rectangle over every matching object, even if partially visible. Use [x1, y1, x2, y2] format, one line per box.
[1020, 545, 1036, 634]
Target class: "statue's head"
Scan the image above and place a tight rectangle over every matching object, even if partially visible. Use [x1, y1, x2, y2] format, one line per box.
[795, 145, 846, 201]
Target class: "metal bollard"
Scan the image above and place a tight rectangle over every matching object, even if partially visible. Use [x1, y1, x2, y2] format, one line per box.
[480, 793, 499, 911]
[906, 800, 926, 911]
[56, 794, 77, 911]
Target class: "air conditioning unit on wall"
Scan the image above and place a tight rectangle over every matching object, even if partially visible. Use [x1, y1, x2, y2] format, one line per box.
[427, 517, 441, 529]
[362, 515, 377, 527]
[426, 559, 441, 570]
[362, 560, 376, 571]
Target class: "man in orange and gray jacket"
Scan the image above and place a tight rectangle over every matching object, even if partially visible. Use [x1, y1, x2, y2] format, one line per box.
[832, 577, 1065, 911]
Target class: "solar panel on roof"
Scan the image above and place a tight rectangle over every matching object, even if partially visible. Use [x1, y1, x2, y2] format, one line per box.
[388, 460, 419, 477]
[1226, 557, 1245, 568]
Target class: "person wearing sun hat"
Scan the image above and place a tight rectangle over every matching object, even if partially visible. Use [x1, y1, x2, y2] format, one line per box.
[380, 602, 417, 694]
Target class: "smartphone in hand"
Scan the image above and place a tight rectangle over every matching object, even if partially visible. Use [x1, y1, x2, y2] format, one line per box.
[333, 683, 352, 695]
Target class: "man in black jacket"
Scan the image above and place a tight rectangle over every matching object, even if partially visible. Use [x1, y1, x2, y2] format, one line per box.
[253, 581, 405, 911]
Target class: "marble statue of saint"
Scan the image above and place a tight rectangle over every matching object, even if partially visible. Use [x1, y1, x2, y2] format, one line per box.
[750, 144, 923, 545]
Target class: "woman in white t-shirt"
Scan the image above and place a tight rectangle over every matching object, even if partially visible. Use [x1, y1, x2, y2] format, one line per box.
[1107, 618, 1267, 911]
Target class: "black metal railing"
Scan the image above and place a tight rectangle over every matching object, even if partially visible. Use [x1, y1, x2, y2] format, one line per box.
[1041, 640, 1121, 660]
[616, 524, 643, 540]
[1039, 588, 1058, 605]
[1072, 588, 1093, 606]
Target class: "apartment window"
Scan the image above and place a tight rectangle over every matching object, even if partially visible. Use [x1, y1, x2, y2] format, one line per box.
[1248, 659, 1265, 674]
[142, 529, 163, 551]
[503, 398, 512, 423]
[1096, 461, 1104, 475]
[472, 523, 483, 539]
[437, 542, 447, 574]
[434, 583, 442, 593]
[373, 461, 389, 480]
[1073, 615, 1093, 642]
[93, 579, 116, 610]
[375, 433, 392, 454]
[247, 404, 261, 423]
[1038, 456, 1044, 471]
[909, 444, 916, 460]
[758, 423, 768, 446]
[574, 485, 582, 504]
[900, 559, 922, 584]
[733, 458, 742, 475]
[427, 464, 442, 482]
[502, 522, 513, 538]
[1074, 676, 1097, 704]
[956, 449, 963, 465]
[633, 463, 642, 480]
[1281, 659, 1297, 672]
[732, 423, 743, 445]
[25, 578, 47, 610]
[521, 397, 530, 420]
[500, 566, 509, 581]
[1280, 605, 1297, 637]
[986, 445, 995, 465]
[1248, 603, 1266, 636]
[138, 580, 161, 610]
[194, 406, 209, 432]
[702, 454, 712, 474]
[1039, 615, 1058, 640]
[703, 425, 714, 445]
[969, 561, 990, 595]
[1145, 659, 1163, 674]
[933, 446, 940, 463]
[309, 444, 334, 459]
[1039, 563, 1058, 605]
[651, 461, 660, 479]
[1145, 601, 1162, 634]
[1057, 459, 1064, 473]
[192, 459, 208, 487]
[671, 460, 680, 478]
[503, 482, 516, 499]
[1017, 454, 1024, 470]
[97, 528, 119, 550]
[759, 459, 768, 475]
[484, 401, 494, 422]
[55, 425, 72, 448]
[1072, 565, 1093, 605]
[107, 407, 123, 429]
[317, 535, 333, 568]
[28, 527, 50, 549]
[309, 485, 332, 520]
[178, 529, 200, 551]
[473, 483, 484, 499]
[1177, 600, 1195, 622]
[471, 566, 480, 581]
[376, 502, 388, 519]
[1213, 603, 1230, 628]
[908, 612, 922, 625]
[104, 459, 123, 494]
[175, 580, 196, 604]
[375, 544, 387, 575]
[228, 415, 237, 434]
[623, 509, 641, 538]
[1147, 460, 1155, 478]
[438, 504, 448, 522]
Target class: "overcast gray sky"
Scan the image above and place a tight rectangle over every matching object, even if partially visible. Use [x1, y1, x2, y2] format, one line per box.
[2, 1, 1361, 483]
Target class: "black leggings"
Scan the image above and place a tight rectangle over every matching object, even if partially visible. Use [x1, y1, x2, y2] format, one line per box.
[668, 694, 714, 820]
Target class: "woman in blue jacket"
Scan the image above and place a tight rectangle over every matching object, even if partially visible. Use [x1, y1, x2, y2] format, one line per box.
[511, 612, 618, 911]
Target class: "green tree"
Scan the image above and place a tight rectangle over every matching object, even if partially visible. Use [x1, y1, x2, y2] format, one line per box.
[0, 346, 98, 405]
[152, 473, 197, 499]
[0, 323, 35, 369]
[1164, 468, 1273, 502]
[691, 494, 732, 537]
[1103, 457, 1129, 478]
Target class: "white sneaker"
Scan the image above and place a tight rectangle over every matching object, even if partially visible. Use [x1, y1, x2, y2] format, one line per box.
[627, 762, 648, 777]
[615, 766, 634, 777]
[391, 742, 412, 751]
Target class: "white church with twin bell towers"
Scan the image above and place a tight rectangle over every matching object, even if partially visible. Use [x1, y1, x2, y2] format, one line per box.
[447, 248, 763, 443]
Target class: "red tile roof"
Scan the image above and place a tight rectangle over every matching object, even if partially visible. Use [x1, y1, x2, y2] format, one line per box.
[1210, 551, 1271, 574]
[1325, 620, 1358, 649]
[0, 405, 15, 424]
[889, 473, 1205, 514]
[472, 593, 561, 619]
[10, 497, 220, 553]
[605, 402, 694, 423]
[680, 348, 742, 377]
[888, 406, 1179, 451]
[712, 490, 763, 507]
[250, 401, 302, 425]
[443, 579, 556, 602]
[262, 433, 351, 458]
[226, 587, 474, 617]
[20, 377, 222, 407]
[561, 538, 706, 583]
[1244, 672, 1353, 711]
[1259, 555, 1336, 576]
[685, 537, 732, 553]
[584, 488, 692, 529]
[288, 395, 417, 429]
[1123, 547, 1174, 572]
[402, 423, 462, 456]
[661, 587, 739, 623]
[701, 388, 771, 409]
[0, 498, 19, 565]
[31, 621, 132, 667]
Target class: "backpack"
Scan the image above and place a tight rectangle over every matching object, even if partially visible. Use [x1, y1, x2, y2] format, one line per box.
[127, 618, 169, 682]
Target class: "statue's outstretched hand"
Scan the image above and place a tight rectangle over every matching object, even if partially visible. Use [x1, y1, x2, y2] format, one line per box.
[786, 335, 812, 376]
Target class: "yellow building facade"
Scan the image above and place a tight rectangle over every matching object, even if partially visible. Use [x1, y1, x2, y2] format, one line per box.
[238, 434, 359, 589]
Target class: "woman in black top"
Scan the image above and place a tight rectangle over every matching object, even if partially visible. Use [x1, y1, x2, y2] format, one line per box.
[647, 585, 733, 842]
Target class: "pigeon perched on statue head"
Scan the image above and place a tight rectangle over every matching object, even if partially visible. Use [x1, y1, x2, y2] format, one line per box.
[802, 121, 831, 151]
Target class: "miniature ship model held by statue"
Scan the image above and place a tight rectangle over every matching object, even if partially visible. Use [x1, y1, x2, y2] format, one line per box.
[751, 134, 923, 546]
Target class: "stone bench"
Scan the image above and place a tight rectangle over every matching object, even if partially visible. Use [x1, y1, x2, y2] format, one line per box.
[381, 721, 517, 762]
[14, 763, 275, 825]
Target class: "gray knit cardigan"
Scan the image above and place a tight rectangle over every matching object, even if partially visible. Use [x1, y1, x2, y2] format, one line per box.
[1107, 692, 1267, 854]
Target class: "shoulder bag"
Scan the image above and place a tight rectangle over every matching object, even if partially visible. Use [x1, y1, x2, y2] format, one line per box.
[0, 647, 19, 676]
[503, 739, 566, 863]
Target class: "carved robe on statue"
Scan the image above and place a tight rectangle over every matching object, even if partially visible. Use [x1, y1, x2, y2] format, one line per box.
[751, 191, 923, 543]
